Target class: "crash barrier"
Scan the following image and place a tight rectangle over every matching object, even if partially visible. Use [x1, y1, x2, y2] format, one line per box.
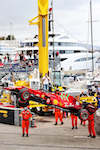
[0, 107, 35, 127]
[95, 108, 100, 135]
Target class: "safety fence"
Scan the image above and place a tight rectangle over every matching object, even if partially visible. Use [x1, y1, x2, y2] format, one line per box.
[0, 58, 60, 73]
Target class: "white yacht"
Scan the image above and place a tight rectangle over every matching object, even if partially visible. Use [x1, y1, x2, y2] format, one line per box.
[0, 40, 20, 55]
[16, 32, 100, 71]
[0, 43, 16, 55]
[60, 52, 100, 71]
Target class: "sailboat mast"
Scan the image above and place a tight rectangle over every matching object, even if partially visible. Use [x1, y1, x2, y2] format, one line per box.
[51, 0, 55, 69]
[90, 0, 94, 73]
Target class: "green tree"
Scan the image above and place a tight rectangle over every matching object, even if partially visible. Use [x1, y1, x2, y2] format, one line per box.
[6, 35, 16, 40]
[0, 37, 5, 40]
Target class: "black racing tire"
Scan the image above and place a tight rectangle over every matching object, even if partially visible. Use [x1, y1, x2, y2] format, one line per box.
[17, 100, 29, 107]
[19, 88, 31, 101]
[78, 109, 90, 121]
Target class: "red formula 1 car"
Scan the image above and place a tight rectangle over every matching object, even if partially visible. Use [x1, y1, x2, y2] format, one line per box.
[4, 86, 98, 121]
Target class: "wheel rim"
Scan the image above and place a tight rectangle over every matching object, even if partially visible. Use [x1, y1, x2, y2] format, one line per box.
[81, 111, 89, 120]
[23, 92, 30, 100]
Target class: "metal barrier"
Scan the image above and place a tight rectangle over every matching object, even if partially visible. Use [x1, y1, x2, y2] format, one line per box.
[0, 107, 35, 126]
[0, 58, 60, 73]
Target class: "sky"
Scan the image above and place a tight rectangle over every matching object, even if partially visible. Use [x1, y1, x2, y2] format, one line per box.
[0, 0, 100, 46]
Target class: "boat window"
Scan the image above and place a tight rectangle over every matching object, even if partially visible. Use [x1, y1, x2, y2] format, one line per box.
[65, 50, 74, 54]
[75, 57, 95, 62]
[60, 50, 65, 54]
[74, 50, 81, 53]
[60, 43, 66, 46]
[54, 42, 58, 46]
[49, 42, 78, 47]
[49, 34, 60, 38]
[25, 43, 29, 46]
[58, 43, 61, 46]
[60, 58, 68, 61]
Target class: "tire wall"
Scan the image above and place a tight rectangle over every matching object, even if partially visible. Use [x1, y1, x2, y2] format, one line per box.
[95, 108, 100, 135]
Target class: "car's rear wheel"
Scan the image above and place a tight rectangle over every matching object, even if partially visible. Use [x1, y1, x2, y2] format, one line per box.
[78, 109, 90, 121]
[19, 88, 31, 101]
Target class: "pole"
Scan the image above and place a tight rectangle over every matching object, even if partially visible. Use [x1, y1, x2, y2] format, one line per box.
[10, 23, 12, 59]
[90, 0, 94, 74]
[51, 0, 56, 85]
[86, 6, 90, 81]
[51, 0, 55, 66]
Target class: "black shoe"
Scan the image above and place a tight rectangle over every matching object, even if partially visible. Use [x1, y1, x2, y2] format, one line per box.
[92, 135, 96, 138]
[75, 126, 78, 129]
[61, 122, 63, 125]
[72, 126, 74, 129]
[54, 122, 57, 125]
[26, 134, 28, 137]
[87, 134, 92, 137]
[22, 133, 25, 137]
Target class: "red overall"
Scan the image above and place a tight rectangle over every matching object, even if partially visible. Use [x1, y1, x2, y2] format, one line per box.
[88, 114, 96, 136]
[55, 108, 63, 123]
[19, 110, 32, 134]
[71, 114, 77, 127]
[81, 120, 86, 125]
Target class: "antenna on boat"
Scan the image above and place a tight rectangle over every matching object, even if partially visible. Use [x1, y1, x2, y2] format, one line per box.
[86, 4, 90, 80]
[50, 0, 56, 83]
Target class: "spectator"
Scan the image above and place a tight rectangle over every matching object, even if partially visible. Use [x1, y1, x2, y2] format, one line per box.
[4, 56, 6, 64]
[19, 51, 24, 62]
[29, 51, 32, 60]
[43, 73, 50, 92]
[34, 53, 36, 64]
[7, 53, 10, 62]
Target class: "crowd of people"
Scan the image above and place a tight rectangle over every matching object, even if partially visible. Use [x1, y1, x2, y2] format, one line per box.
[0, 51, 39, 69]
[18, 51, 38, 69]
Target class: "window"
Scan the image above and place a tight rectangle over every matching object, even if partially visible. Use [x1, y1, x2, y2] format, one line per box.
[75, 57, 95, 62]
[65, 50, 73, 54]
[74, 50, 81, 53]
[49, 42, 53, 46]
[61, 58, 68, 61]
[60, 50, 65, 54]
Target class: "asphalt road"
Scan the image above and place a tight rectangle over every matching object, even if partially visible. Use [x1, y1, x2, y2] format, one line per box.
[0, 115, 100, 150]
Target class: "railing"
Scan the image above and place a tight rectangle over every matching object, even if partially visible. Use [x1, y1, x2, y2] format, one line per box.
[0, 57, 61, 73]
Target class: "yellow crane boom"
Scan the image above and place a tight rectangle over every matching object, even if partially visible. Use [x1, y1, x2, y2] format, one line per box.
[29, 0, 49, 77]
